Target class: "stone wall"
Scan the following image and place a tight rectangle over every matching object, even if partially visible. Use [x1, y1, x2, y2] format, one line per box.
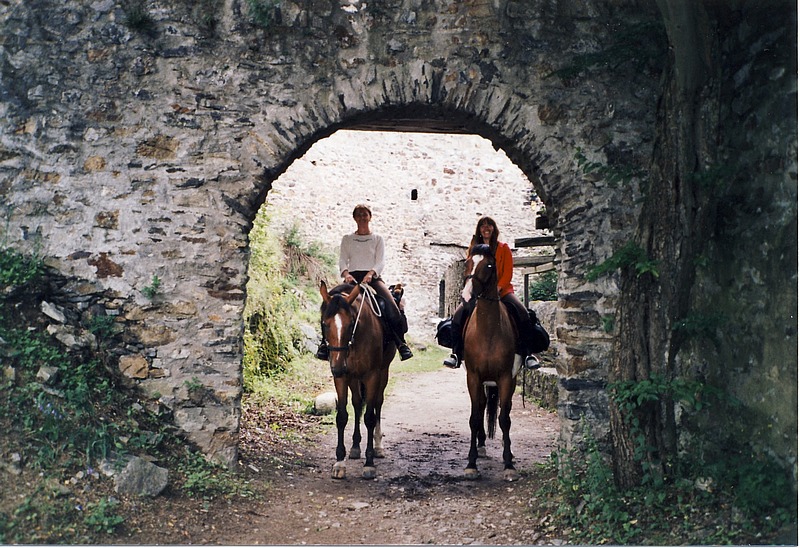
[0, 0, 669, 463]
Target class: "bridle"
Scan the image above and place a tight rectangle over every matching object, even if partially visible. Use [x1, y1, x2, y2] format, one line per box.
[324, 283, 381, 375]
[465, 254, 500, 302]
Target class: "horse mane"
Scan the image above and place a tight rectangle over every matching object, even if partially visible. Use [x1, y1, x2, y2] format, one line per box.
[470, 243, 492, 256]
[322, 293, 349, 319]
[321, 283, 357, 319]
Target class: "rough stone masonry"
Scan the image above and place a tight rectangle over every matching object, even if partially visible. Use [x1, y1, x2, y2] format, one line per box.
[0, 0, 680, 462]
[0, 0, 689, 463]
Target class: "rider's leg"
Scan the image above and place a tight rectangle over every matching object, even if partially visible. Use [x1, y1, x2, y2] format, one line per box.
[370, 279, 413, 360]
[316, 320, 329, 360]
[443, 302, 467, 368]
[501, 293, 540, 369]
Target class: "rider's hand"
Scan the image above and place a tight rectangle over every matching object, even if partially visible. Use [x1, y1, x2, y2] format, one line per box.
[363, 271, 373, 283]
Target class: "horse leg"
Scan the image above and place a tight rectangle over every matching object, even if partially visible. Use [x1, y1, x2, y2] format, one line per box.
[498, 378, 517, 482]
[477, 384, 493, 458]
[373, 367, 389, 458]
[331, 379, 349, 479]
[349, 380, 363, 460]
[465, 373, 485, 480]
[362, 378, 379, 479]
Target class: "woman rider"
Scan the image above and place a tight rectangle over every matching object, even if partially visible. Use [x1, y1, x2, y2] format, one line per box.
[316, 204, 413, 361]
[443, 216, 538, 369]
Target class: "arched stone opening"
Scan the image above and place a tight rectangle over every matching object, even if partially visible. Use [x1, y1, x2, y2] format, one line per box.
[244, 97, 639, 461]
[0, 1, 661, 465]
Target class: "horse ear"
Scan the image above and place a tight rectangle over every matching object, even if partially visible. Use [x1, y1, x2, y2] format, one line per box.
[346, 283, 360, 304]
[320, 280, 331, 303]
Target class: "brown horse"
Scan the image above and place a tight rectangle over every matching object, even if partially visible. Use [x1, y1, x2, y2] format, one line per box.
[461, 243, 522, 481]
[319, 280, 395, 479]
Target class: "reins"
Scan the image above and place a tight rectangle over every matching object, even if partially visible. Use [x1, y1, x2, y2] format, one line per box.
[327, 283, 381, 353]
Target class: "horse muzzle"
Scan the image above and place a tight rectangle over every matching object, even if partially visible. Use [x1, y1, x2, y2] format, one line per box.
[327, 345, 349, 378]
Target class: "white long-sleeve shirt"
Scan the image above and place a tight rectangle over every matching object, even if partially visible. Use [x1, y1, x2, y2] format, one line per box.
[339, 233, 385, 277]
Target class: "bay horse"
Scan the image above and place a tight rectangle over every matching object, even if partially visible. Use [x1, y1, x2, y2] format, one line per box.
[319, 280, 395, 479]
[461, 243, 522, 481]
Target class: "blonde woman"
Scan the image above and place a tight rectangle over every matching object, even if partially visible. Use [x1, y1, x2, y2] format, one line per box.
[316, 204, 413, 361]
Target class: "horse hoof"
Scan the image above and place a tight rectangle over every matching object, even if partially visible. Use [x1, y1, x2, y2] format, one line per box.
[503, 469, 519, 482]
[362, 466, 377, 479]
[477, 447, 487, 458]
[331, 462, 346, 479]
[374, 447, 385, 458]
[464, 467, 481, 480]
[349, 448, 361, 459]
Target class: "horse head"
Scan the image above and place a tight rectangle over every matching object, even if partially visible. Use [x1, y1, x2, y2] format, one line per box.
[319, 280, 361, 377]
[463, 244, 498, 301]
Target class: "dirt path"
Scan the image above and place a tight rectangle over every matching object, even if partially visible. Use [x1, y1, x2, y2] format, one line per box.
[239, 367, 560, 545]
[119, 366, 561, 545]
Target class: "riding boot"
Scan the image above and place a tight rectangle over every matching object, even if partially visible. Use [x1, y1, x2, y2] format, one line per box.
[443, 327, 462, 368]
[315, 338, 329, 360]
[391, 329, 413, 361]
[384, 309, 413, 361]
[517, 316, 540, 369]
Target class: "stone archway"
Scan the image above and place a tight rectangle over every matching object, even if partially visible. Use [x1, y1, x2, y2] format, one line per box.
[0, 0, 663, 463]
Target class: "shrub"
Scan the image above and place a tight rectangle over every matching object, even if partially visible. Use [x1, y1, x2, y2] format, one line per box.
[243, 215, 336, 387]
[527, 270, 557, 301]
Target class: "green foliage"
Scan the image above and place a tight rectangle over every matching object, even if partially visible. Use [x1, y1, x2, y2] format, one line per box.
[83, 498, 124, 535]
[141, 275, 161, 299]
[536, 412, 796, 545]
[0, 246, 43, 288]
[610, 374, 708, 486]
[575, 148, 647, 188]
[544, 423, 638, 545]
[586, 240, 659, 281]
[0, 327, 125, 468]
[85, 314, 117, 341]
[245, 0, 280, 28]
[244, 214, 336, 387]
[603, 375, 795, 537]
[723, 456, 795, 516]
[185, 376, 204, 392]
[178, 449, 255, 500]
[0, 235, 261, 544]
[526, 270, 557, 301]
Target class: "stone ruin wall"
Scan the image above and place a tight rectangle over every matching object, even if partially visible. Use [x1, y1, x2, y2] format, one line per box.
[0, 0, 663, 463]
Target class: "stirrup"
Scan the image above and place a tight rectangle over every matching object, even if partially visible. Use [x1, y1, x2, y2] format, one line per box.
[524, 354, 540, 370]
[443, 354, 460, 368]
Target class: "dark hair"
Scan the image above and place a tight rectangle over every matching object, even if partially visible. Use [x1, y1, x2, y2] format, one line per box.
[352, 204, 372, 218]
[469, 216, 499, 254]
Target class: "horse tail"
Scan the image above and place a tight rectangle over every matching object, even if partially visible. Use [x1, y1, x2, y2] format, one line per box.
[485, 384, 499, 439]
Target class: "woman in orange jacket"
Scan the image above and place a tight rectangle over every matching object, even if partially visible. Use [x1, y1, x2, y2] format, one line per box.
[443, 216, 539, 369]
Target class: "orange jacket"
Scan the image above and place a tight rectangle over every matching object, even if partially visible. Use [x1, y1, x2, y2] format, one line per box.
[468, 240, 515, 298]
[495, 241, 514, 298]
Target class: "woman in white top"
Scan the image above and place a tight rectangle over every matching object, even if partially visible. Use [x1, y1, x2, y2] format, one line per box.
[316, 204, 413, 361]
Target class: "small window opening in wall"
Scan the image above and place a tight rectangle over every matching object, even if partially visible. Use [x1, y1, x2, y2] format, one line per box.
[411, 189, 418, 200]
